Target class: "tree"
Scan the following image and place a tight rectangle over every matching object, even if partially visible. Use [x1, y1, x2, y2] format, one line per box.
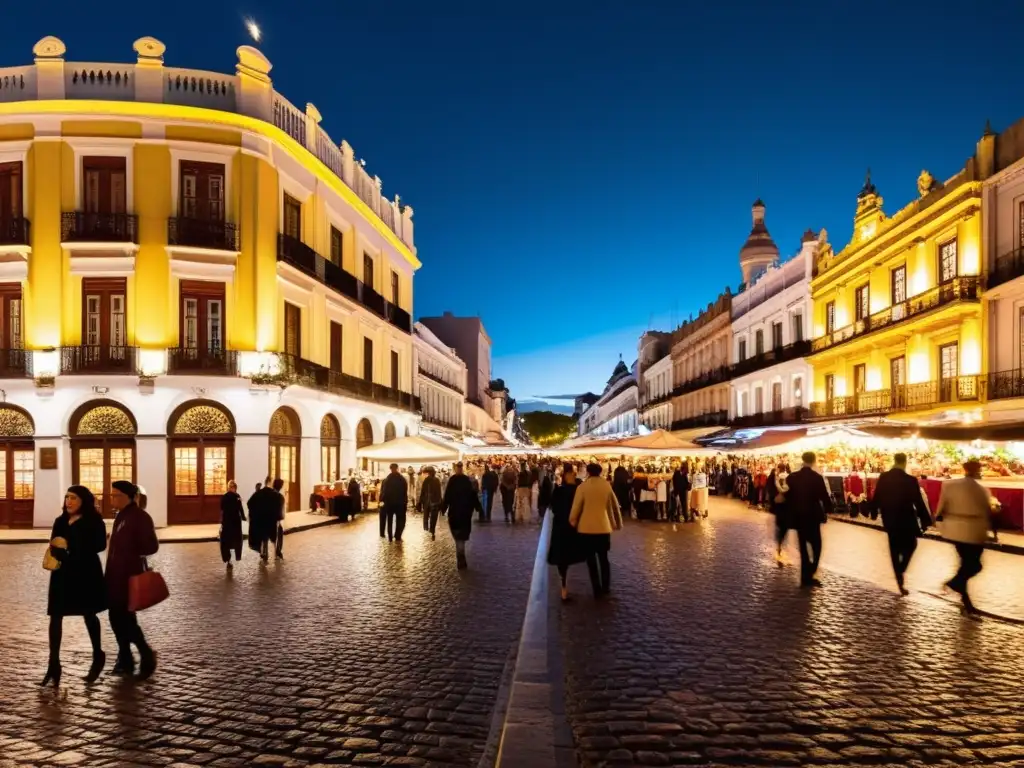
[521, 410, 577, 447]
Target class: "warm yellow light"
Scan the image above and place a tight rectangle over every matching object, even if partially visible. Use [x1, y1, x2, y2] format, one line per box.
[910, 265, 929, 296]
[32, 349, 59, 379]
[834, 376, 847, 397]
[960, 240, 980, 275]
[866, 367, 883, 391]
[908, 351, 930, 384]
[239, 351, 280, 377]
[245, 18, 261, 42]
[139, 349, 167, 377]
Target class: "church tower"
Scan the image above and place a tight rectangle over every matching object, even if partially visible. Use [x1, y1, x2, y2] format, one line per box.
[738, 199, 779, 285]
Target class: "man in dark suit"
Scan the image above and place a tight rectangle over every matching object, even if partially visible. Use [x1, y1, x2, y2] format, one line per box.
[785, 451, 833, 588]
[481, 465, 499, 522]
[872, 452, 932, 595]
[380, 463, 409, 542]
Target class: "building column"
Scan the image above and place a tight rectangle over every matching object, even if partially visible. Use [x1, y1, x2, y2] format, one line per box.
[34, 437, 66, 529]
[137, 436, 168, 528]
[300, 434, 318, 510]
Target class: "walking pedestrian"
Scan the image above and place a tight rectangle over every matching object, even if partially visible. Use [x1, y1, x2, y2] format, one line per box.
[442, 462, 482, 569]
[271, 478, 286, 560]
[380, 463, 408, 542]
[106, 481, 159, 680]
[547, 463, 585, 601]
[41, 486, 108, 690]
[538, 469, 554, 519]
[936, 459, 998, 617]
[219, 480, 245, 568]
[569, 463, 623, 598]
[515, 462, 533, 524]
[671, 463, 690, 523]
[500, 463, 517, 523]
[418, 466, 443, 540]
[655, 475, 668, 521]
[873, 453, 932, 595]
[247, 480, 276, 562]
[691, 464, 709, 519]
[481, 464, 499, 522]
[766, 463, 791, 565]
[785, 452, 833, 589]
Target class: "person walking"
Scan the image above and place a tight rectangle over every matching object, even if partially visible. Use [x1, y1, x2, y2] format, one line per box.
[785, 451, 833, 589]
[691, 464, 709, 520]
[481, 464, 499, 522]
[499, 464, 517, 523]
[873, 453, 932, 595]
[418, 466, 443, 540]
[570, 463, 623, 598]
[765, 463, 792, 565]
[106, 481, 159, 680]
[41, 486, 108, 690]
[442, 462, 482, 569]
[936, 459, 998, 617]
[272, 478, 286, 560]
[219, 480, 246, 568]
[380, 463, 409, 542]
[515, 462, 533, 524]
[247, 480, 277, 562]
[655, 475, 668, 521]
[547, 463, 585, 601]
[671, 463, 690, 523]
[538, 470, 554, 520]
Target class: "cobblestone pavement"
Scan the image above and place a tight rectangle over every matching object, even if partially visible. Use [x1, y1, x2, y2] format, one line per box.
[0, 512, 539, 768]
[558, 498, 1024, 767]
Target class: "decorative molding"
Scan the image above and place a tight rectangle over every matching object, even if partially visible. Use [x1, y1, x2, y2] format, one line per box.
[169, 254, 236, 281]
[68, 254, 136, 276]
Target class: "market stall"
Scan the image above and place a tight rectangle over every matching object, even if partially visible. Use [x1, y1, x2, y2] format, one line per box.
[356, 435, 462, 467]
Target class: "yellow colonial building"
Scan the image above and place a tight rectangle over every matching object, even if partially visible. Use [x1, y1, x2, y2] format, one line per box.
[809, 155, 986, 423]
[0, 36, 422, 527]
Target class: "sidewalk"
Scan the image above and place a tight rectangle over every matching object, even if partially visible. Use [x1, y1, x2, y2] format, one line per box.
[827, 509, 1024, 554]
[0, 510, 343, 544]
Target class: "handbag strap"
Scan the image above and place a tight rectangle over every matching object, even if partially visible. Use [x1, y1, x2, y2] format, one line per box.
[140, 557, 150, 572]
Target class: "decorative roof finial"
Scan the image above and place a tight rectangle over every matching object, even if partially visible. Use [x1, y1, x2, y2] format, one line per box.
[858, 167, 877, 198]
[984, 119, 995, 137]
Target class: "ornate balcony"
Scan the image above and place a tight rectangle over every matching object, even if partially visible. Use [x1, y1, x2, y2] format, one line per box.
[670, 410, 729, 431]
[0, 217, 30, 246]
[386, 302, 412, 334]
[809, 376, 981, 420]
[168, 217, 239, 251]
[418, 366, 465, 395]
[166, 347, 237, 375]
[731, 339, 811, 379]
[61, 211, 138, 244]
[424, 415, 462, 431]
[730, 407, 808, 429]
[60, 345, 138, 375]
[671, 366, 731, 398]
[987, 369, 1024, 401]
[811, 277, 980, 355]
[989, 247, 1024, 290]
[359, 283, 387, 317]
[0, 348, 30, 378]
[270, 353, 419, 412]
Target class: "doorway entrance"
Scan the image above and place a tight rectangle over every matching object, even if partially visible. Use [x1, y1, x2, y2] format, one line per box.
[70, 400, 136, 518]
[0, 405, 33, 528]
[269, 407, 301, 513]
[168, 401, 235, 524]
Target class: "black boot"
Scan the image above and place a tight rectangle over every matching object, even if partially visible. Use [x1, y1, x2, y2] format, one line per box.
[137, 648, 157, 682]
[39, 661, 61, 689]
[112, 652, 135, 676]
[84, 650, 106, 683]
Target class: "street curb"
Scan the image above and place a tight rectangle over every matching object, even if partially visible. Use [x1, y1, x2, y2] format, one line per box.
[494, 513, 574, 768]
[829, 514, 1024, 556]
[0, 514, 345, 545]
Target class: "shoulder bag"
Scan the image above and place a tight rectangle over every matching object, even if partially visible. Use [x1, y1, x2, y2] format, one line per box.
[128, 558, 170, 612]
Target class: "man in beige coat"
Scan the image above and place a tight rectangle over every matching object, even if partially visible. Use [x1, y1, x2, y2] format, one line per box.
[936, 459, 998, 617]
[570, 463, 623, 598]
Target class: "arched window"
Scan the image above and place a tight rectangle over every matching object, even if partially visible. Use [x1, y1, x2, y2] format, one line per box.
[0, 405, 34, 528]
[167, 401, 235, 524]
[320, 414, 341, 483]
[269, 406, 301, 513]
[384, 421, 396, 442]
[356, 418, 373, 449]
[70, 400, 136, 518]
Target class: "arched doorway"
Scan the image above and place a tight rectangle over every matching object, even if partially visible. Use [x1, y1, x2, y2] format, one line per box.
[356, 418, 373, 471]
[320, 414, 341, 482]
[168, 401, 235, 525]
[0, 405, 34, 528]
[384, 421, 396, 442]
[269, 407, 301, 513]
[70, 400, 136, 518]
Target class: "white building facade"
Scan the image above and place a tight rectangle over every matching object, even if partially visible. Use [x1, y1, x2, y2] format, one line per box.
[578, 360, 639, 437]
[639, 354, 673, 430]
[730, 231, 817, 426]
[413, 323, 467, 434]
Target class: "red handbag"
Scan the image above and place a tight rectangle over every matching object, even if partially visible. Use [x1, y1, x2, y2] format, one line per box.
[127, 560, 169, 612]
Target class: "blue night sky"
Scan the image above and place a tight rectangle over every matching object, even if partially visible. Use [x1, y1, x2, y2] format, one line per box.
[6, 1, 1024, 405]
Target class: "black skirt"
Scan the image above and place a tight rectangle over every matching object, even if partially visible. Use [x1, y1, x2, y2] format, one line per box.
[577, 532, 611, 556]
[547, 520, 587, 567]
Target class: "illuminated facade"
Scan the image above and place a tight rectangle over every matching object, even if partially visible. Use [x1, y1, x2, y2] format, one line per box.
[578, 360, 638, 437]
[669, 292, 732, 430]
[0, 36, 421, 528]
[809, 162, 983, 422]
[413, 323, 466, 434]
[637, 331, 673, 431]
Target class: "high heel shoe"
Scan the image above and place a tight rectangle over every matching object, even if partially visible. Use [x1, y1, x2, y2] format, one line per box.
[39, 662, 61, 689]
[84, 651, 106, 684]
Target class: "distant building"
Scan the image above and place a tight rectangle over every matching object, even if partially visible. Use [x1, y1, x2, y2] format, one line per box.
[574, 393, 599, 418]
[637, 331, 673, 431]
[577, 359, 638, 437]
[419, 312, 493, 408]
[413, 323, 467, 433]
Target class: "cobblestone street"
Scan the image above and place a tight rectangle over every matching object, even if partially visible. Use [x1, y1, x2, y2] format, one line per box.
[0, 513, 538, 768]
[558, 497, 1024, 767]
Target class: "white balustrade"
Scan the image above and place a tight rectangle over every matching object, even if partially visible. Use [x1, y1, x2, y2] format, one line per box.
[65, 62, 135, 100]
[0, 66, 36, 103]
[164, 67, 237, 111]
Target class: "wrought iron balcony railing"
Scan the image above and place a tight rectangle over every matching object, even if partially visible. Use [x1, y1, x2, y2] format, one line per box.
[990, 247, 1024, 290]
[731, 339, 811, 378]
[271, 353, 419, 412]
[671, 366, 732, 398]
[670, 410, 729, 431]
[0, 348, 30, 378]
[60, 345, 138, 375]
[0, 216, 30, 246]
[418, 366, 465, 394]
[61, 212, 138, 243]
[811, 277, 980, 355]
[808, 375, 981, 419]
[730, 407, 808, 429]
[166, 347, 238, 375]
[168, 217, 239, 251]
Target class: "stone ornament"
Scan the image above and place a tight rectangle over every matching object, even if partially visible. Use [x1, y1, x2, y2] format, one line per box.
[32, 36, 66, 60]
[236, 45, 272, 81]
[917, 169, 936, 197]
[133, 37, 166, 63]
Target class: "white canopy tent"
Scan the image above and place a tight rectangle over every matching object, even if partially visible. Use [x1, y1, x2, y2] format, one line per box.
[356, 435, 462, 464]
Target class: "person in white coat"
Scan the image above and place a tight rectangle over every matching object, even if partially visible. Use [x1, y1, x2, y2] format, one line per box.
[935, 459, 998, 617]
[655, 477, 669, 521]
[690, 465, 709, 519]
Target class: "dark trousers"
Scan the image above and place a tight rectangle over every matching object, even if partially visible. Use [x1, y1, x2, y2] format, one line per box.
[380, 505, 406, 540]
[797, 525, 822, 585]
[109, 608, 150, 660]
[500, 487, 515, 520]
[275, 524, 284, 556]
[483, 490, 495, 521]
[422, 504, 440, 534]
[586, 551, 611, 596]
[887, 532, 917, 585]
[220, 539, 242, 563]
[49, 613, 101, 665]
[950, 542, 984, 609]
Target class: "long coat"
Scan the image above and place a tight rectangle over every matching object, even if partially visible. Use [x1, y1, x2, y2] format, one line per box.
[220, 491, 246, 550]
[547, 480, 585, 567]
[873, 468, 930, 537]
[765, 471, 792, 530]
[48, 512, 108, 617]
[443, 473, 481, 541]
[105, 502, 159, 610]
[785, 466, 833, 531]
[247, 487, 282, 550]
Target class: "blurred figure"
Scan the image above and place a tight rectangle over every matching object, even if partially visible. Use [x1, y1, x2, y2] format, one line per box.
[547, 463, 585, 601]
[873, 453, 931, 595]
[515, 462, 533, 524]
[936, 459, 998, 617]
[219, 480, 246, 568]
[766, 463, 790, 565]
[418, 466, 443, 540]
[500, 463, 518, 523]
[786, 452, 833, 589]
[442, 462, 482, 569]
[481, 464, 499, 522]
[538, 469, 554, 519]
[570, 463, 623, 598]
[380, 463, 409, 543]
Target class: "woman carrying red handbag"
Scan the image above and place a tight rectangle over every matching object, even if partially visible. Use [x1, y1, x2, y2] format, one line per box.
[105, 481, 160, 681]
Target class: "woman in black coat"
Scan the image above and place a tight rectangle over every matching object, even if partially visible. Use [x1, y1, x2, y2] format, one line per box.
[220, 480, 246, 567]
[43, 485, 108, 689]
[765, 463, 791, 566]
[442, 463, 482, 570]
[547, 463, 585, 601]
